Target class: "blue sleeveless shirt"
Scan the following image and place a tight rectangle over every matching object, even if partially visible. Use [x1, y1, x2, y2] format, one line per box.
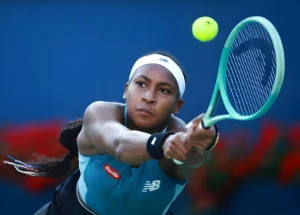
[77, 108, 188, 215]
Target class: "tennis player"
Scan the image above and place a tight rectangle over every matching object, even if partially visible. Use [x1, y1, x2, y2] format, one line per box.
[4, 51, 219, 215]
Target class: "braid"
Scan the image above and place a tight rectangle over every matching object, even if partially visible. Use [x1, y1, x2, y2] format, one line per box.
[3, 119, 83, 178]
[59, 119, 83, 155]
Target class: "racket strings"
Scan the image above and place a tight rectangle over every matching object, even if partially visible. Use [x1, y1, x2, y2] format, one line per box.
[226, 22, 276, 116]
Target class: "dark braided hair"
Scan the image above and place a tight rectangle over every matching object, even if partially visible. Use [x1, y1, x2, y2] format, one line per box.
[3, 119, 83, 178]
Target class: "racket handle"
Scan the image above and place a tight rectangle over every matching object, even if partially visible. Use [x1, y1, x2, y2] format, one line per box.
[200, 119, 212, 129]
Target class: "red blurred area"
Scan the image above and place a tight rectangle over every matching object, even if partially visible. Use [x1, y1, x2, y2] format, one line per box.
[186, 121, 300, 212]
[0, 120, 71, 193]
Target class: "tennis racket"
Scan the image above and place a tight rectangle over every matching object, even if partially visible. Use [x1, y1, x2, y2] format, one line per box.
[174, 16, 285, 165]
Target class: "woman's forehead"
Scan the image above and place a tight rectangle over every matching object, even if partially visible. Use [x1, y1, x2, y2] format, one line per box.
[132, 64, 177, 84]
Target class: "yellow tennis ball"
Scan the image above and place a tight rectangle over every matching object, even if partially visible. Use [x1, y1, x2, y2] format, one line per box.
[192, 16, 218, 42]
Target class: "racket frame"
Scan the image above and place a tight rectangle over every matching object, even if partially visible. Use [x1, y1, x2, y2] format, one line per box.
[202, 16, 285, 127]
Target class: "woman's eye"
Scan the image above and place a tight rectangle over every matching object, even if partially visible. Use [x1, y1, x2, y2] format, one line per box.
[159, 88, 170, 94]
[136, 81, 146, 87]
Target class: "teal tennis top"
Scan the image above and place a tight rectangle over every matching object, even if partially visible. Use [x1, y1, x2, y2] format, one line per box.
[77, 108, 188, 215]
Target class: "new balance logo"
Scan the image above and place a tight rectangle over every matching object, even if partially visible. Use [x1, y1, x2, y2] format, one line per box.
[142, 180, 161, 192]
[156, 57, 168, 63]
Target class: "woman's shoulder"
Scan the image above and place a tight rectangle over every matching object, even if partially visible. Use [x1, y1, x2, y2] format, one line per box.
[83, 101, 125, 118]
[168, 115, 187, 132]
[86, 101, 124, 110]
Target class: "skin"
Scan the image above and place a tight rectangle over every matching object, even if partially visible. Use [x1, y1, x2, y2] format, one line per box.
[77, 63, 216, 181]
[124, 64, 184, 133]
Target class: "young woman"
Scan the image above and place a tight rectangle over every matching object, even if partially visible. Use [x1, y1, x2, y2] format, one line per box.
[5, 51, 219, 215]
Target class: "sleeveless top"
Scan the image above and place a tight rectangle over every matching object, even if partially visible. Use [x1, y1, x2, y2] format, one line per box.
[77, 107, 188, 215]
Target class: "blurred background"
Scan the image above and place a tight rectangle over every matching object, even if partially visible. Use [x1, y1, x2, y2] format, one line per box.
[0, 0, 299, 214]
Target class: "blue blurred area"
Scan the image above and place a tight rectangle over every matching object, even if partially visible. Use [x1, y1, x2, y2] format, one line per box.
[0, 179, 52, 214]
[221, 180, 300, 215]
[0, 1, 298, 214]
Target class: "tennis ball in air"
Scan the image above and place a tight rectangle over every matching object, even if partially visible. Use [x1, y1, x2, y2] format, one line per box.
[192, 16, 218, 42]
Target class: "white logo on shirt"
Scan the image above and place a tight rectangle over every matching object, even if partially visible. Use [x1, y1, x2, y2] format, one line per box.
[142, 180, 161, 192]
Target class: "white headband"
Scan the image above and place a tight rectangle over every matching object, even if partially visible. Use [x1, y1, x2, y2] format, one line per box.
[129, 54, 186, 97]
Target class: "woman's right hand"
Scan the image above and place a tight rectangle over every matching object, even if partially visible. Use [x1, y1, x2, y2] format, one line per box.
[162, 132, 192, 162]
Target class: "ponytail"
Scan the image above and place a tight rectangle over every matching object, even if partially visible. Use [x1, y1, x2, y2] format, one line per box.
[3, 119, 83, 178]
